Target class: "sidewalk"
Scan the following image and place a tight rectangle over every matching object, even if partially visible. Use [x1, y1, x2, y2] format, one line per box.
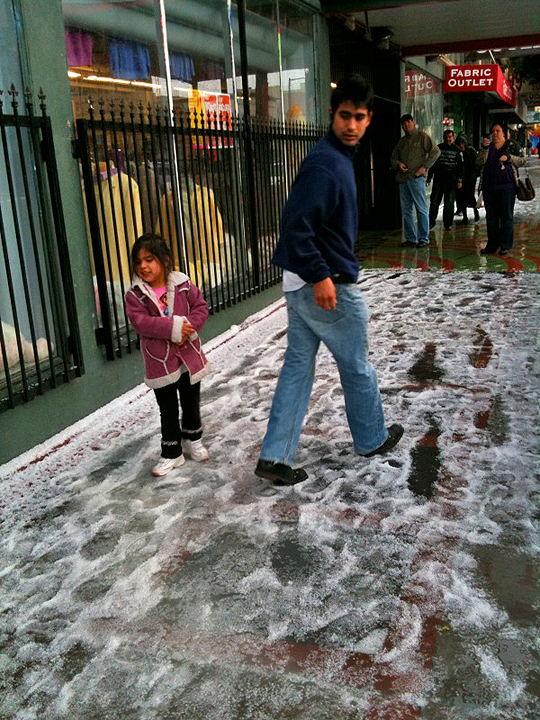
[1, 261, 540, 714]
[357, 157, 540, 273]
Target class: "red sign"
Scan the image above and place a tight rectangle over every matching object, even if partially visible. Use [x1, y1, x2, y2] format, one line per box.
[405, 71, 439, 98]
[443, 65, 517, 107]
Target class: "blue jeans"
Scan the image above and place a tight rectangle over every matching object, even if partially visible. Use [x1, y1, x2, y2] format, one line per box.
[399, 176, 430, 244]
[260, 284, 388, 464]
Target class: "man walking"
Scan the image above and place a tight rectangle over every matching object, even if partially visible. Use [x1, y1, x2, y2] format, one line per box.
[255, 75, 403, 486]
[391, 114, 440, 248]
[428, 129, 463, 231]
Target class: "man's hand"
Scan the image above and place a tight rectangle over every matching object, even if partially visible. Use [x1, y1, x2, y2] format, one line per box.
[313, 278, 337, 311]
[178, 320, 195, 345]
[398, 161, 408, 173]
[415, 166, 427, 177]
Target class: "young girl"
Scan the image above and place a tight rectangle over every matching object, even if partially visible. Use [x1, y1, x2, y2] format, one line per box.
[125, 233, 210, 476]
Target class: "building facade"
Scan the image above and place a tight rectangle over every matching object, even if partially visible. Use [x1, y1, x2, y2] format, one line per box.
[8, 2, 522, 463]
[1, 0, 333, 463]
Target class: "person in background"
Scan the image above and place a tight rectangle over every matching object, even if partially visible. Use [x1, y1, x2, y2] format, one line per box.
[427, 129, 462, 231]
[476, 123, 527, 256]
[255, 75, 403, 486]
[391, 114, 440, 248]
[456, 135, 480, 224]
[125, 233, 211, 476]
[505, 131, 521, 157]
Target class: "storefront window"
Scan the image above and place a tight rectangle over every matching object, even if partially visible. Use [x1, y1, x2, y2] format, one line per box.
[232, 0, 317, 122]
[61, 0, 320, 327]
[62, 0, 318, 122]
[0, 1, 56, 380]
[278, 0, 316, 123]
[403, 63, 443, 143]
[62, 2, 163, 120]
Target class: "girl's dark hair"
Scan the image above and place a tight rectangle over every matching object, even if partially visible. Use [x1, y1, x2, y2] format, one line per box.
[131, 233, 172, 279]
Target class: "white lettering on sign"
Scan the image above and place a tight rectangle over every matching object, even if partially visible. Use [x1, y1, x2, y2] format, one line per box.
[448, 67, 494, 79]
[447, 78, 489, 88]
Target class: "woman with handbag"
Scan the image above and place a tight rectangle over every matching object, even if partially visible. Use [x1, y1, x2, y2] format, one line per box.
[476, 123, 527, 256]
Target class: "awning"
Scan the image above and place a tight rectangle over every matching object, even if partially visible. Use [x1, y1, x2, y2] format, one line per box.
[443, 65, 517, 107]
[488, 104, 528, 126]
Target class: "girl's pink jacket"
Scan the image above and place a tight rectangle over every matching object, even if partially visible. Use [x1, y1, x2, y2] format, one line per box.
[125, 271, 210, 389]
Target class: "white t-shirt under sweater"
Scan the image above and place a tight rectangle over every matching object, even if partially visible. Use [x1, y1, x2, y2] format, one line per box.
[282, 270, 306, 292]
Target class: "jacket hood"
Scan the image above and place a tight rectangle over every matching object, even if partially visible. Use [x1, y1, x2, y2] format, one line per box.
[130, 270, 191, 294]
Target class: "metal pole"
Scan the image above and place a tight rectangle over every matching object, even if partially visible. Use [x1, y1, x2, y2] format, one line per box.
[154, 0, 188, 269]
[237, 0, 260, 289]
[276, 0, 289, 190]
[226, 0, 239, 116]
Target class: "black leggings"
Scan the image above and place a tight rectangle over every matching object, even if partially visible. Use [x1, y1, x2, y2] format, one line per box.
[153, 373, 202, 458]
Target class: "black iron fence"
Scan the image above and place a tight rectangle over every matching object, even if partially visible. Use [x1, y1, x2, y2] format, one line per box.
[0, 87, 82, 412]
[75, 100, 324, 360]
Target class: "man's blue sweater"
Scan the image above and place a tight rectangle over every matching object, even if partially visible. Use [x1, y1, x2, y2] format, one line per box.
[272, 129, 360, 284]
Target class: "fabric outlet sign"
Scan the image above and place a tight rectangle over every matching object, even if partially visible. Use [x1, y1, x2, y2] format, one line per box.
[443, 65, 517, 107]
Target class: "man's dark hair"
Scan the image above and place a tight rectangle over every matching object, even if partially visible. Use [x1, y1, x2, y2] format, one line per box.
[443, 129, 455, 140]
[330, 74, 374, 114]
[400, 113, 414, 123]
[131, 232, 173, 279]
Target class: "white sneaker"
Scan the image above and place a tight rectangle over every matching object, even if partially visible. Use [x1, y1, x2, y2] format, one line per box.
[183, 439, 209, 462]
[151, 455, 185, 477]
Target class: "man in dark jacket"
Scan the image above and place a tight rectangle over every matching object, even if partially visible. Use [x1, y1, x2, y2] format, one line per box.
[255, 75, 403, 486]
[455, 136, 479, 224]
[428, 129, 463, 231]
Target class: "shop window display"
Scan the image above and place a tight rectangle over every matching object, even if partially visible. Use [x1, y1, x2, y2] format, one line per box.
[62, 0, 319, 334]
[403, 64, 443, 143]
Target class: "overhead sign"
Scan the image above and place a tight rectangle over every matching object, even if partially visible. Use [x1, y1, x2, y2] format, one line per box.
[443, 65, 517, 107]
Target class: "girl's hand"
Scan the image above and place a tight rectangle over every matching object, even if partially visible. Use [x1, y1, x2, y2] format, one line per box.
[179, 320, 195, 344]
[500, 154, 508, 162]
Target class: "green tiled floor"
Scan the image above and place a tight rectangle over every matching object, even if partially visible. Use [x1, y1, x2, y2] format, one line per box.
[357, 158, 540, 273]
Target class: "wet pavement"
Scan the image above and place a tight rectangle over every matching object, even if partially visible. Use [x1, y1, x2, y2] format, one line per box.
[357, 156, 540, 275]
[1, 162, 539, 720]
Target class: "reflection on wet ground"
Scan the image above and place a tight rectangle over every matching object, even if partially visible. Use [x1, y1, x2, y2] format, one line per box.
[357, 157, 540, 274]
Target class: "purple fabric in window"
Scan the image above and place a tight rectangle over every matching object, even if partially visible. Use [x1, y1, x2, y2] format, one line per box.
[65, 28, 93, 67]
[170, 52, 195, 82]
[109, 39, 150, 80]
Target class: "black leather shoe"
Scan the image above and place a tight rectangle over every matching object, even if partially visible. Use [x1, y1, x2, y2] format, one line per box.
[362, 424, 404, 457]
[499, 249, 509, 256]
[480, 247, 498, 255]
[401, 240, 417, 248]
[255, 460, 308, 485]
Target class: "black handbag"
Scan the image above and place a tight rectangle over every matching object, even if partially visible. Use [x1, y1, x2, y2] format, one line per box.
[515, 168, 535, 201]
